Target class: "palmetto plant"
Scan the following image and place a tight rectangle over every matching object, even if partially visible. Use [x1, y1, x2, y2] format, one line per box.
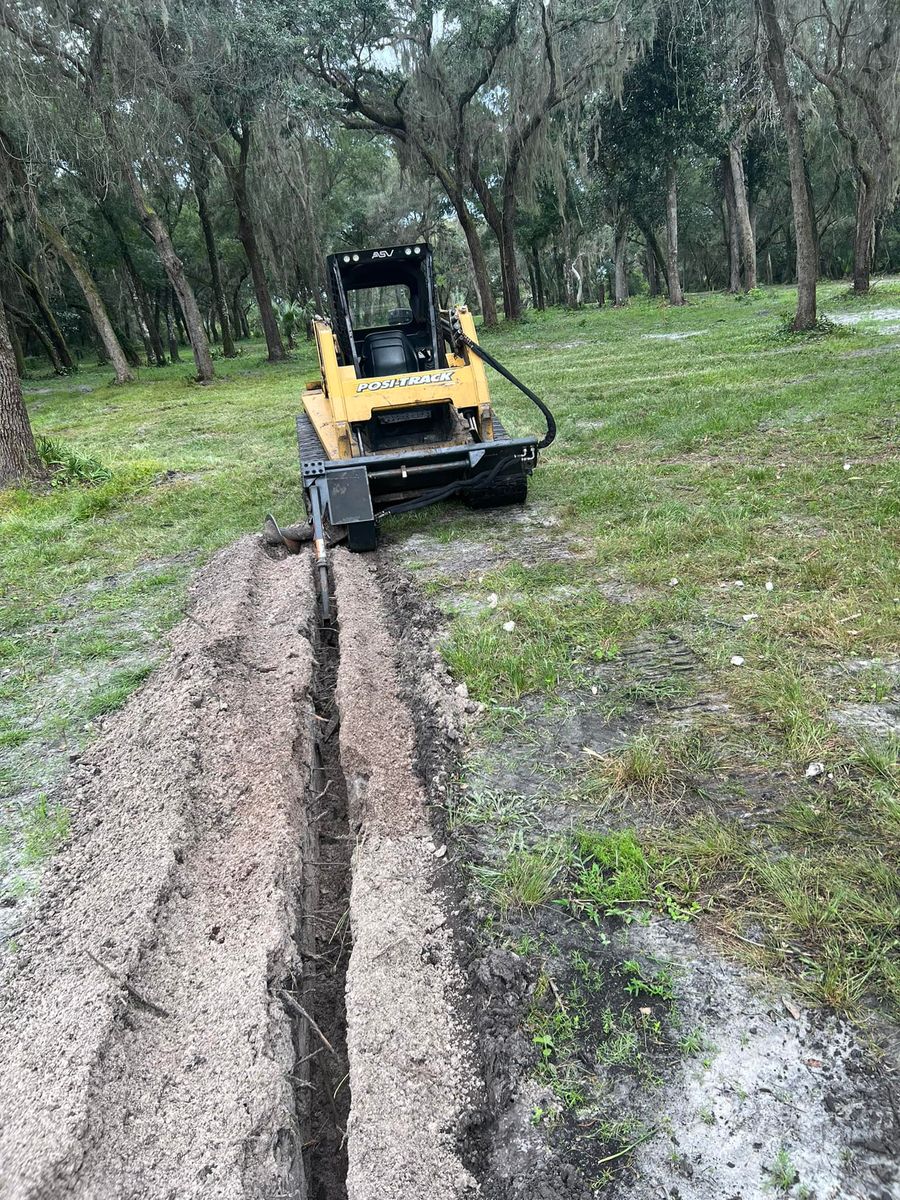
[278, 300, 302, 350]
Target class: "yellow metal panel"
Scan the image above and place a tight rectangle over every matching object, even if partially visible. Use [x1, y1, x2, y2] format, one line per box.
[455, 307, 492, 412]
[303, 388, 350, 461]
[339, 367, 482, 422]
[309, 305, 501, 452]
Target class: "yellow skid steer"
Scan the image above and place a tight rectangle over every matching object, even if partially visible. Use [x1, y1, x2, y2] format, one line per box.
[267, 242, 556, 614]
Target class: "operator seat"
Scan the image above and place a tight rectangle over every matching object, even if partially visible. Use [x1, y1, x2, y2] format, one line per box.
[364, 330, 418, 378]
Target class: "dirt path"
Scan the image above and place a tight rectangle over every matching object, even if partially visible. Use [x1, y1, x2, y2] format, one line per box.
[0, 541, 481, 1200]
[333, 552, 479, 1199]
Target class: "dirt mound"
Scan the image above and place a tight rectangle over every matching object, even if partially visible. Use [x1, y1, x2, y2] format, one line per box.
[332, 551, 479, 1199]
[0, 539, 315, 1198]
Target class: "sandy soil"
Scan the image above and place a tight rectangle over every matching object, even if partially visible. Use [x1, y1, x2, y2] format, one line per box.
[378, 542, 900, 1200]
[0, 540, 314, 1199]
[333, 550, 480, 1200]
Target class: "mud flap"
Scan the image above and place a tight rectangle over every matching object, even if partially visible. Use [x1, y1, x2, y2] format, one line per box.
[323, 466, 375, 527]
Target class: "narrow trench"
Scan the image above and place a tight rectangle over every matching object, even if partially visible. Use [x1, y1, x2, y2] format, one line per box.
[290, 568, 352, 1200]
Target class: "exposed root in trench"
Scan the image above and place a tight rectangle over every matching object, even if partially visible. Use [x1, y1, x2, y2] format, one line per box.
[286, 572, 352, 1200]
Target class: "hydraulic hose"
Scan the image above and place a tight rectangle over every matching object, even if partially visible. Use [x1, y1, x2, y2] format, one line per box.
[377, 452, 511, 517]
[444, 321, 557, 449]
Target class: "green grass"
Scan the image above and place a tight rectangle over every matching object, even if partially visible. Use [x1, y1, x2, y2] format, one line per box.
[474, 839, 564, 910]
[765, 1147, 800, 1193]
[1, 339, 316, 884]
[4, 284, 900, 1013]
[409, 282, 899, 1017]
[83, 664, 156, 717]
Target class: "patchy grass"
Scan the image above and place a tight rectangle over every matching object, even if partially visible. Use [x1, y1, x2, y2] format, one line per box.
[587, 733, 673, 798]
[5, 283, 899, 1009]
[1, 340, 316, 892]
[406, 282, 900, 1020]
[474, 840, 565, 910]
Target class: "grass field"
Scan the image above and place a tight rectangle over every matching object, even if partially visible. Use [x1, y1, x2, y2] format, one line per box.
[2, 281, 898, 1011]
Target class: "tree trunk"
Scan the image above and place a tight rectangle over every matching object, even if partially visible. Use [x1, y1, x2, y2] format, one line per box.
[569, 258, 583, 307]
[194, 162, 237, 356]
[757, 0, 817, 329]
[665, 158, 685, 306]
[721, 157, 742, 293]
[129, 288, 155, 365]
[634, 216, 669, 291]
[214, 127, 284, 362]
[110, 126, 214, 379]
[456, 199, 497, 328]
[231, 287, 243, 343]
[164, 288, 181, 362]
[853, 175, 877, 294]
[4, 307, 25, 377]
[469, 163, 520, 321]
[728, 141, 757, 290]
[235, 198, 283, 360]
[38, 216, 134, 383]
[140, 278, 168, 367]
[136, 198, 213, 377]
[531, 248, 546, 311]
[7, 303, 65, 373]
[613, 210, 630, 306]
[13, 265, 76, 371]
[646, 248, 659, 296]
[104, 209, 169, 367]
[0, 300, 43, 486]
[499, 177, 523, 320]
[117, 313, 142, 369]
[126, 259, 167, 367]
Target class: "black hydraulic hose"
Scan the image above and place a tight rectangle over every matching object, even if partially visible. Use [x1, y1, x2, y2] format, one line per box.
[378, 453, 511, 517]
[446, 323, 557, 449]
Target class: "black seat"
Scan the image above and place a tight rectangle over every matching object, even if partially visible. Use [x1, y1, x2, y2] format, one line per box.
[364, 330, 418, 377]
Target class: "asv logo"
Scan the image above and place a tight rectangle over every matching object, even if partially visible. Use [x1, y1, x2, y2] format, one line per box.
[372, 249, 394, 259]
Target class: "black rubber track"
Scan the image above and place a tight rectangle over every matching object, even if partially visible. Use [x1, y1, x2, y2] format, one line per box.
[296, 411, 325, 466]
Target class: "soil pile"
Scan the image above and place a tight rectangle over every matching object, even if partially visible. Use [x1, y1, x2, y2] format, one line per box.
[0, 540, 314, 1198]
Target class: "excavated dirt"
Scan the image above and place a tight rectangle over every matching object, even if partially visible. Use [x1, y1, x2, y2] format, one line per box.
[332, 551, 480, 1199]
[0, 539, 483, 1200]
[0, 539, 315, 1198]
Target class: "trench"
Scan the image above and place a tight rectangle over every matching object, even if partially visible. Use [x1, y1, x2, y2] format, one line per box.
[288, 566, 352, 1200]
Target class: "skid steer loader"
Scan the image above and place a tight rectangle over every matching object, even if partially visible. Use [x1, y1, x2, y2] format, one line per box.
[265, 242, 556, 615]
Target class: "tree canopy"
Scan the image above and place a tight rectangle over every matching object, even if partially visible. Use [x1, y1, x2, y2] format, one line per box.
[0, 0, 898, 474]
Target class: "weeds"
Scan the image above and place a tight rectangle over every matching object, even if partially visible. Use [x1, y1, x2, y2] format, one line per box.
[448, 787, 534, 832]
[622, 959, 676, 1003]
[36, 437, 112, 487]
[566, 830, 650, 921]
[591, 733, 672, 798]
[562, 829, 700, 924]
[765, 1147, 799, 1193]
[474, 839, 564, 910]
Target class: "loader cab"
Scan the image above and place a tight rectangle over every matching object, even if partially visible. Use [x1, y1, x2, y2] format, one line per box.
[327, 244, 447, 379]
